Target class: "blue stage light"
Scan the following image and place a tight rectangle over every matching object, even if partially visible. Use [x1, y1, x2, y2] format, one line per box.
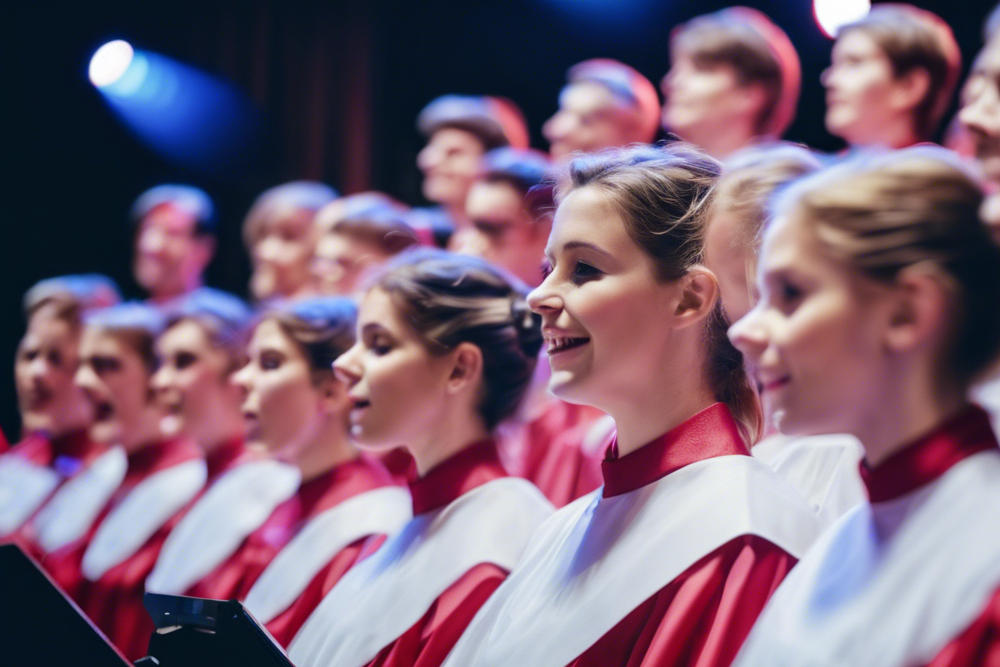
[89, 40, 262, 176]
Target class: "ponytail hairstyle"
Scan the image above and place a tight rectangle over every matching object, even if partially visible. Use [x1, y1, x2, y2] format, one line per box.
[773, 146, 1000, 390]
[262, 297, 358, 386]
[373, 248, 542, 430]
[563, 143, 762, 443]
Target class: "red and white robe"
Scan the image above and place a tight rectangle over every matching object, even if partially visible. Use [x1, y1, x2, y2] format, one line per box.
[288, 440, 553, 667]
[735, 405, 1000, 667]
[445, 403, 821, 667]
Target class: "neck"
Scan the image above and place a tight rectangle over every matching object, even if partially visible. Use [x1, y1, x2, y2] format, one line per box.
[445, 203, 470, 229]
[292, 418, 357, 483]
[197, 412, 246, 457]
[123, 408, 167, 453]
[854, 363, 966, 467]
[850, 121, 920, 151]
[411, 408, 490, 477]
[683, 121, 758, 160]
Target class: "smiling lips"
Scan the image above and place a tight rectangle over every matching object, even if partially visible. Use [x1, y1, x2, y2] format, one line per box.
[545, 335, 590, 355]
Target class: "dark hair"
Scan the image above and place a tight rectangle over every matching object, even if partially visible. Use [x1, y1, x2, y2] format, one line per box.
[23, 274, 121, 328]
[329, 210, 420, 256]
[774, 146, 1000, 389]
[84, 302, 166, 373]
[480, 147, 556, 221]
[373, 248, 542, 430]
[131, 184, 216, 236]
[165, 287, 252, 371]
[417, 95, 529, 151]
[564, 143, 762, 442]
[264, 297, 357, 384]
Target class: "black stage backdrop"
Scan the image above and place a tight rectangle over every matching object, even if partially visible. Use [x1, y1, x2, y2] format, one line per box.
[3, 0, 994, 436]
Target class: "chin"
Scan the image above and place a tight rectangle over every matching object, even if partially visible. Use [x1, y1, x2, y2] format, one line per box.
[547, 371, 598, 408]
[89, 422, 121, 446]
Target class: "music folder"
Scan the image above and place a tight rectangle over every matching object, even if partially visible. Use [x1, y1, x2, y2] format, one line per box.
[142, 592, 293, 666]
[0, 542, 131, 666]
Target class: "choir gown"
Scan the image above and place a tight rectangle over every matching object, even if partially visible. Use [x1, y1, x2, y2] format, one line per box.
[734, 405, 1000, 667]
[288, 440, 553, 667]
[445, 403, 822, 667]
[0, 429, 105, 539]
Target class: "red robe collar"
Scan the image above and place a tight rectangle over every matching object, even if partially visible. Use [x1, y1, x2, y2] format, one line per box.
[204, 436, 252, 481]
[408, 440, 506, 515]
[298, 454, 396, 517]
[860, 405, 997, 503]
[13, 429, 105, 475]
[124, 437, 202, 487]
[601, 403, 749, 498]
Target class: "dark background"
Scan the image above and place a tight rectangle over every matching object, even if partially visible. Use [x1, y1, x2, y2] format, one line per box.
[4, 0, 996, 437]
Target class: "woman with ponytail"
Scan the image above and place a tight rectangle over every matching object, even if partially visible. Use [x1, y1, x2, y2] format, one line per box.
[445, 144, 820, 667]
[288, 249, 553, 667]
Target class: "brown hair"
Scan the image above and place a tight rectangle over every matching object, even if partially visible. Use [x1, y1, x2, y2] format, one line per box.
[564, 144, 762, 442]
[264, 297, 358, 385]
[840, 4, 961, 140]
[329, 211, 419, 256]
[671, 7, 801, 137]
[775, 146, 1000, 388]
[714, 143, 821, 290]
[373, 248, 542, 430]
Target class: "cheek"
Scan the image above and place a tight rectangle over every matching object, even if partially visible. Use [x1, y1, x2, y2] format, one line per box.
[259, 376, 316, 433]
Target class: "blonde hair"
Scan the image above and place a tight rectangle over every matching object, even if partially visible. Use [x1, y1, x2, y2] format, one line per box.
[775, 147, 1000, 387]
[564, 143, 762, 443]
[840, 4, 961, 140]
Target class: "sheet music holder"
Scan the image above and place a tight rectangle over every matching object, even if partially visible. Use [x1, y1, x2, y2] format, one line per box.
[0, 542, 131, 666]
[142, 592, 293, 666]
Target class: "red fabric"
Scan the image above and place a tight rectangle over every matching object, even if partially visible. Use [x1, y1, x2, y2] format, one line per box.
[26, 438, 203, 660]
[602, 403, 749, 498]
[378, 447, 418, 484]
[408, 440, 506, 515]
[204, 436, 254, 482]
[0, 426, 8, 453]
[926, 585, 1000, 667]
[860, 405, 996, 502]
[365, 562, 508, 667]
[500, 400, 605, 507]
[265, 534, 383, 647]
[191, 454, 396, 603]
[568, 535, 797, 667]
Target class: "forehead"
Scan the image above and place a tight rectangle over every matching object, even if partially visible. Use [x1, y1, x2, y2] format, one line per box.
[759, 212, 827, 274]
[973, 37, 1000, 76]
[427, 127, 485, 153]
[466, 180, 524, 216]
[358, 287, 421, 344]
[832, 29, 886, 61]
[558, 81, 622, 116]
[249, 318, 296, 351]
[80, 327, 140, 361]
[548, 186, 637, 255]
[158, 319, 212, 352]
[317, 231, 385, 259]
[140, 204, 197, 234]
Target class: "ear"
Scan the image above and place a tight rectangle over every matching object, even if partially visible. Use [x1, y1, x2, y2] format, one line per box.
[883, 265, 951, 354]
[446, 342, 483, 396]
[316, 375, 350, 415]
[672, 266, 720, 330]
[890, 67, 931, 115]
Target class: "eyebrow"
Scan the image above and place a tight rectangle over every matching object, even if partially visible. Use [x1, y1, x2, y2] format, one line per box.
[360, 322, 388, 335]
[548, 240, 615, 260]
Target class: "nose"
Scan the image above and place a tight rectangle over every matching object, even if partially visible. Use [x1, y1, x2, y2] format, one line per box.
[959, 88, 998, 136]
[74, 362, 99, 395]
[527, 273, 562, 317]
[332, 344, 362, 387]
[149, 363, 173, 394]
[230, 362, 252, 397]
[26, 355, 50, 381]
[138, 226, 166, 255]
[417, 144, 440, 173]
[819, 65, 834, 89]
[542, 111, 569, 143]
[726, 305, 770, 362]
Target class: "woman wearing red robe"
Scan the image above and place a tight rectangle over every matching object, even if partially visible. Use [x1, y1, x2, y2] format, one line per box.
[0, 275, 120, 539]
[288, 249, 554, 667]
[730, 148, 1000, 666]
[172, 296, 409, 647]
[16, 303, 207, 661]
[445, 144, 820, 667]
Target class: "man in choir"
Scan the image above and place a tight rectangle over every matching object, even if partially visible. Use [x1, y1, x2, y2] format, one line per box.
[822, 4, 960, 151]
[544, 58, 660, 162]
[1, 275, 120, 539]
[417, 94, 529, 237]
[131, 184, 217, 305]
[23, 302, 206, 660]
[703, 143, 867, 527]
[243, 181, 338, 303]
[455, 147, 554, 287]
[310, 196, 419, 297]
[662, 7, 801, 159]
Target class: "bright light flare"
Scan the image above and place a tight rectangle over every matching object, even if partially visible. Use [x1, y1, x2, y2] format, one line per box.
[89, 40, 135, 88]
[814, 0, 871, 39]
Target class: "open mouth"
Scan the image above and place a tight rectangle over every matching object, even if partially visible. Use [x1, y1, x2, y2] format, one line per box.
[351, 398, 371, 411]
[759, 376, 791, 393]
[94, 401, 115, 422]
[26, 387, 53, 409]
[546, 336, 590, 355]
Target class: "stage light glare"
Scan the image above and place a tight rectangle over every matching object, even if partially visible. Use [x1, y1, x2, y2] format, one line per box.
[89, 40, 135, 88]
[814, 0, 871, 39]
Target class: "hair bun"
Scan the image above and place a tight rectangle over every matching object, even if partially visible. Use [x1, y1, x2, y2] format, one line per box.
[510, 295, 543, 357]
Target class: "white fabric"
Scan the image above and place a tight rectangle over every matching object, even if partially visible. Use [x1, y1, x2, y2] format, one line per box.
[288, 478, 553, 667]
[444, 455, 822, 667]
[81, 458, 206, 581]
[34, 447, 128, 553]
[753, 433, 866, 529]
[245, 486, 412, 624]
[0, 455, 60, 536]
[735, 450, 1000, 667]
[972, 371, 1000, 437]
[146, 460, 301, 594]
